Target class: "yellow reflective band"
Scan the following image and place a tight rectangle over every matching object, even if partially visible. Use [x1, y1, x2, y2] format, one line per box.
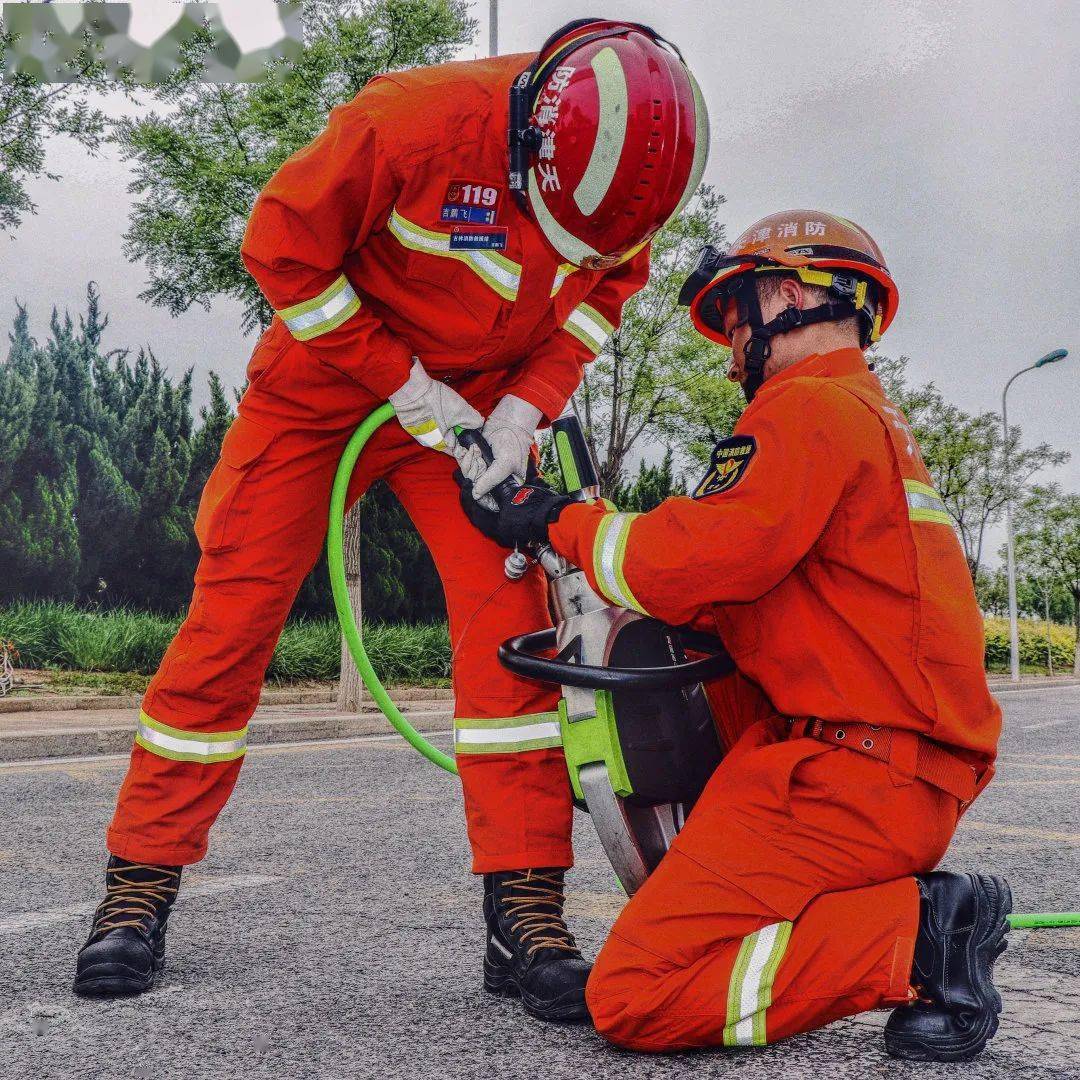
[278, 274, 361, 342]
[854, 279, 868, 309]
[903, 478, 952, 526]
[530, 29, 596, 83]
[135, 711, 248, 765]
[564, 302, 614, 356]
[592, 512, 648, 614]
[871, 312, 883, 342]
[550, 263, 577, 298]
[388, 208, 521, 301]
[669, 67, 710, 222]
[722, 921, 793, 1046]
[453, 713, 563, 755]
[573, 46, 629, 216]
[403, 419, 446, 449]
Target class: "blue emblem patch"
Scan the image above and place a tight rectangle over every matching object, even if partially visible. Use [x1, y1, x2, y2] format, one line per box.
[448, 226, 508, 251]
[440, 204, 497, 225]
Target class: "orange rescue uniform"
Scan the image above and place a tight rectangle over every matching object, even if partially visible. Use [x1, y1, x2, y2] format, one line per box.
[107, 55, 649, 872]
[548, 347, 1001, 1050]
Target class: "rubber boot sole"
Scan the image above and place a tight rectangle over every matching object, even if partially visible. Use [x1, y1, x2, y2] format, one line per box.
[73, 949, 165, 998]
[884, 874, 1012, 1062]
[483, 955, 590, 1024]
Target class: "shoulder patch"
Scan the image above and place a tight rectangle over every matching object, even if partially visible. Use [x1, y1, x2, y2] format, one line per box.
[692, 435, 757, 499]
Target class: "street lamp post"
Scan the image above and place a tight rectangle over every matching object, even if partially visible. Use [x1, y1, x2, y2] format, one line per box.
[1002, 348, 1068, 682]
[489, 0, 498, 56]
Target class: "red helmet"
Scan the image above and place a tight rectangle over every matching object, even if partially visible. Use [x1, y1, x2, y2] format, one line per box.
[509, 19, 709, 270]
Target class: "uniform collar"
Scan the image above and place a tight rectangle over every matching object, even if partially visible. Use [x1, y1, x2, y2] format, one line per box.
[759, 347, 871, 394]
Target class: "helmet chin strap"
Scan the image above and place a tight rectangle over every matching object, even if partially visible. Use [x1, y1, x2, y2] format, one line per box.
[733, 277, 860, 403]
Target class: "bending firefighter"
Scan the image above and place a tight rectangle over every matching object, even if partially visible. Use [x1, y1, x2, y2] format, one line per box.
[73, 19, 709, 1022]
[457, 211, 1009, 1061]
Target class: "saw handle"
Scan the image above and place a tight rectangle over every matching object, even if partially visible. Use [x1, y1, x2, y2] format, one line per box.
[455, 427, 521, 508]
[498, 626, 734, 691]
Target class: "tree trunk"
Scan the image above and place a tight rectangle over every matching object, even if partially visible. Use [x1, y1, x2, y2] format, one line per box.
[337, 503, 365, 713]
[1073, 591, 1080, 678]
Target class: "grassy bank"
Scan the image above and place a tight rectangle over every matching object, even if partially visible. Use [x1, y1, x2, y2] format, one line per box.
[0, 603, 1074, 683]
[0, 602, 450, 685]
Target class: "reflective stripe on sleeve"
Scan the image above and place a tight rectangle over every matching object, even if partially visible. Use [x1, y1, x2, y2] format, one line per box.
[403, 419, 446, 450]
[903, 478, 952, 526]
[591, 512, 648, 615]
[550, 262, 577, 298]
[722, 920, 793, 1046]
[564, 302, 613, 356]
[278, 274, 361, 342]
[135, 711, 248, 765]
[388, 208, 521, 301]
[453, 713, 563, 755]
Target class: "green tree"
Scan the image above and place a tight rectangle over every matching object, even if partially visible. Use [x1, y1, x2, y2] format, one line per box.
[1014, 485, 1080, 675]
[116, 0, 475, 334]
[110, 0, 474, 625]
[613, 450, 687, 512]
[578, 187, 742, 494]
[873, 354, 1069, 582]
[0, 286, 227, 610]
[0, 17, 127, 231]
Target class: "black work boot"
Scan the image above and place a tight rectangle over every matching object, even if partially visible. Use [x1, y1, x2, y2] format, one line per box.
[884, 871, 1011, 1061]
[483, 869, 592, 1023]
[73, 856, 182, 997]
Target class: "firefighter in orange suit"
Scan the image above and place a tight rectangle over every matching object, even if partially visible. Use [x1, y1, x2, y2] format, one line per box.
[74, 19, 709, 1020]
[457, 212, 1010, 1059]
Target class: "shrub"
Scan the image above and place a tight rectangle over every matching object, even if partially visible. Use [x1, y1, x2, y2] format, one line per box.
[984, 616, 1075, 671]
[0, 601, 452, 684]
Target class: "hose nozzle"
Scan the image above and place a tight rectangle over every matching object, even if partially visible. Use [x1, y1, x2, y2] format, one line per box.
[504, 549, 530, 581]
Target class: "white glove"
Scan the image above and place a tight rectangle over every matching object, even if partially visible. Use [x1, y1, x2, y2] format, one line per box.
[461, 394, 543, 499]
[389, 358, 483, 457]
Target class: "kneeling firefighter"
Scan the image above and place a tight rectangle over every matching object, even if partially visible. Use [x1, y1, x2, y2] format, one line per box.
[457, 211, 1010, 1059]
[73, 19, 708, 1021]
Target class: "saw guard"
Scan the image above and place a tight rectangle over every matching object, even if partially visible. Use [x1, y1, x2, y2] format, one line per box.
[499, 583, 732, 895]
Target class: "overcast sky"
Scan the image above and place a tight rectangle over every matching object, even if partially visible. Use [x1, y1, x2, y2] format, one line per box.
[2, 0, 1077, 521]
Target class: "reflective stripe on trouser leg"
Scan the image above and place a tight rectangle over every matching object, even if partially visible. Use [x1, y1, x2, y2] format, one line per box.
[135, 711, 248, 764]
[722, 920, 793, 1046]
[454, 712, 563, 755]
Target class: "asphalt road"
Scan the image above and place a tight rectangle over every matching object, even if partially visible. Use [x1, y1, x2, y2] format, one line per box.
[1, 686, 1077, 1080]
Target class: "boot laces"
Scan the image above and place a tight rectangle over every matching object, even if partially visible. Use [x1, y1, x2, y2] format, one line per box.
[500, 871, 580, 958]
[90, 864, 180, 940]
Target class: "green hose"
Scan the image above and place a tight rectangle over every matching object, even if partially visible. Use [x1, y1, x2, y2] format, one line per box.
[327, 411, 1079, 927]
[327, 403, 458, 775]
[1007, 913, 1080, 929]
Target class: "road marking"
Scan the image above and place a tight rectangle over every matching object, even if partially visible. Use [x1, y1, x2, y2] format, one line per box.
[990, 778, 1080, 790]
[961, 821, 1080, 844]
[996, 759, 1080, 773]
[1020, 715, 1080, 732]
[0, 873, 280, 933]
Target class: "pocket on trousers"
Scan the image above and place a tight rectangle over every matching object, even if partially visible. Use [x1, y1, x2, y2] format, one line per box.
[194, 415, 276, 554]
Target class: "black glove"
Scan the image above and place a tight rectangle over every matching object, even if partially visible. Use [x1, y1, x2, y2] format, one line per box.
[455, 472, 572, 549]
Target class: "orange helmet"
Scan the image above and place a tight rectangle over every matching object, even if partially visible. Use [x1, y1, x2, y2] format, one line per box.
[509, 19, 708, 269]
[678, 211, 899, 399]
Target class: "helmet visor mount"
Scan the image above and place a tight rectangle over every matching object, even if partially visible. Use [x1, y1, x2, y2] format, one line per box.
[685, 255, 883, 404]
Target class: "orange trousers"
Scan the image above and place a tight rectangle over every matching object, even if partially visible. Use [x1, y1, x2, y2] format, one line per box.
[107, 344, 571, 873]
[586, 716, 960, 1051]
